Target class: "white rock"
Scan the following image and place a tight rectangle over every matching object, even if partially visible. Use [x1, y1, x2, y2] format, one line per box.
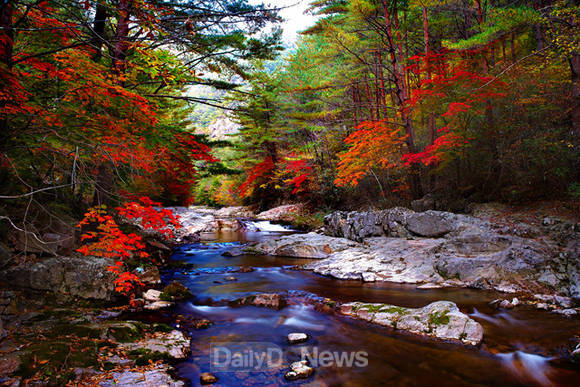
[99, 364, 184, 386]
[121, 330, 190, 359]
[554, 308, 577, 317]
[144, 301, 173, 310]
[340, 300, 483, 345]
[284, 360, 314, 380]
[287, 333, 308, 344]
[144, 289, 162, 302]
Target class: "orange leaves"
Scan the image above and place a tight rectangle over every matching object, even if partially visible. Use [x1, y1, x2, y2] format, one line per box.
[335, 120, 407, 187]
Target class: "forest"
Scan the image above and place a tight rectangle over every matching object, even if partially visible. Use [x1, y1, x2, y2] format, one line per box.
[0, 0, 578, 386]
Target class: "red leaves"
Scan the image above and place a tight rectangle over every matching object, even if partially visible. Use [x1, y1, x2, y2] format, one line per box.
[77, 198, 180, 296]
[239, 156, 275, 197]
[116, 196, 181, 238]
[283, 155, 313, 195]
[442, 102, 472, 117]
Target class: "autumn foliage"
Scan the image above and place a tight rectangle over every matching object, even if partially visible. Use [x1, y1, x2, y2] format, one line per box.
[77, 197, 181, 295]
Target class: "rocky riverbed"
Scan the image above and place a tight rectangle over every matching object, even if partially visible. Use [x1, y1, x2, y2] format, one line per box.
[1, 203, 578, 385]
[249, 206, 579, 306]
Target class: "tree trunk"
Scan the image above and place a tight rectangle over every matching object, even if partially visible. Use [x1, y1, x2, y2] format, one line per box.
[91, 1, 108, 61]
[570, 54, 580, 147]
[0, 0, 14, 149]
[112, 0, 130, 77]
[381, 0, 422, 198]
[93, 0, 131, 205]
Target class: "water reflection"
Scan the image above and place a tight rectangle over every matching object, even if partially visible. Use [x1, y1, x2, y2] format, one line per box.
[161, 231, 579, 386]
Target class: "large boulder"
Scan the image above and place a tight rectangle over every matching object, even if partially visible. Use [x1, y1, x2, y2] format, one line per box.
[324, 208, 474, 241]
[256, 204, 304, 222]
[214, 206, 255, 218]
[249, 232, 359, 259]
[0, 256, 116, 300]
[340, 300, 483, 345]
[316, 207, 579, 297]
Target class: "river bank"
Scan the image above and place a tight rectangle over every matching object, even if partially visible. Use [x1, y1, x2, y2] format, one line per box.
[0, 203, 578, 385]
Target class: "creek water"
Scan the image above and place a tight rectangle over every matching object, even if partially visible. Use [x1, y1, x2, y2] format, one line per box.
[157, 225, 579, 386]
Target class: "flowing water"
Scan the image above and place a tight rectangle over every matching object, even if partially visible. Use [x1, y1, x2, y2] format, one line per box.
[155, 224, 579, 386]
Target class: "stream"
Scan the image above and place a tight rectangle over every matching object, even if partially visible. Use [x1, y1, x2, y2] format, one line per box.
[156, 222, 579, 386]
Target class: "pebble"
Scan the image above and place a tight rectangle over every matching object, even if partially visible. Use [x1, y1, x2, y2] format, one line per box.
[284, 360, 314, 380]
[200, 372, 218, 384]
[287, 332, 308, 344]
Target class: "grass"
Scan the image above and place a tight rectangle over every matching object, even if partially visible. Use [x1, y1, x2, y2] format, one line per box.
[428, 309, 450, 326]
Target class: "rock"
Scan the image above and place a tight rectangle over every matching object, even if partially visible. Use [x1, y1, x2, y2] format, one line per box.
[284, 360, 314, 380]
[99, 364, 184, 386]
[143, 289, 162, 302]
[200, 372, 218, 385]
[311, 206, 580, 297]
[214, 206, 255, 218]
[121, 330, 190, 359]
[0, 242, 13, 267]
[224, 276, 237, 281]
[499, 300, 514, 309]
[554, 308, 578, 317]
[287, 332, 308, 344]
[536, 303, 550, 310]
[232, 293, 286, 310]
[257, 204, 304, 222]
[144, 300, 173, 310]
[0, 256, 116, 300]
[238, 266, 254, 273]
[147, 239, 171, 251]
[96, 310, 122, 320]
[0, 354, 20, 375]
[134, 266, 161, 285]
[250, 232, 359, 259]
[554, 295, 573, 308]
[222, 247, 245, 257]
[411, 194, 437, 212]
[417, 283, 444, 289]
[405, 211, 454, 237]
[11, 231, 74, 256]
[490, 299, 516, 310]
[340, 300, 483, 345]
[161, 281, 192, 300]
[494, 283, 518, 293]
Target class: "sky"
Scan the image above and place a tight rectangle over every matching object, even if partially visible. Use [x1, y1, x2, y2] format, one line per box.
[250, 0, 318, 44]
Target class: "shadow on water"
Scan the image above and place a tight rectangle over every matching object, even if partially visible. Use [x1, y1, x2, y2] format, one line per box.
[161, 225, 580, 386]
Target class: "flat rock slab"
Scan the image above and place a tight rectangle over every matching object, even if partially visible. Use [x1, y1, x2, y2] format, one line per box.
[120, 330, 190, 359]
[231, 293, 287, 310]
[250, 232, 360, 259]
[340, 300, 483, 345]
[99, 364, 184, 386]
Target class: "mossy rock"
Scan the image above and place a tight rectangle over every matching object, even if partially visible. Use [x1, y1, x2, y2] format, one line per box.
[160, 281, 192, 301]
[48, 323, 103, 339]
[428, 309, 450, 326]
[106, 321, 145, 342]
[128, 348, 174, 366]
[16, 339, 100, 383]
